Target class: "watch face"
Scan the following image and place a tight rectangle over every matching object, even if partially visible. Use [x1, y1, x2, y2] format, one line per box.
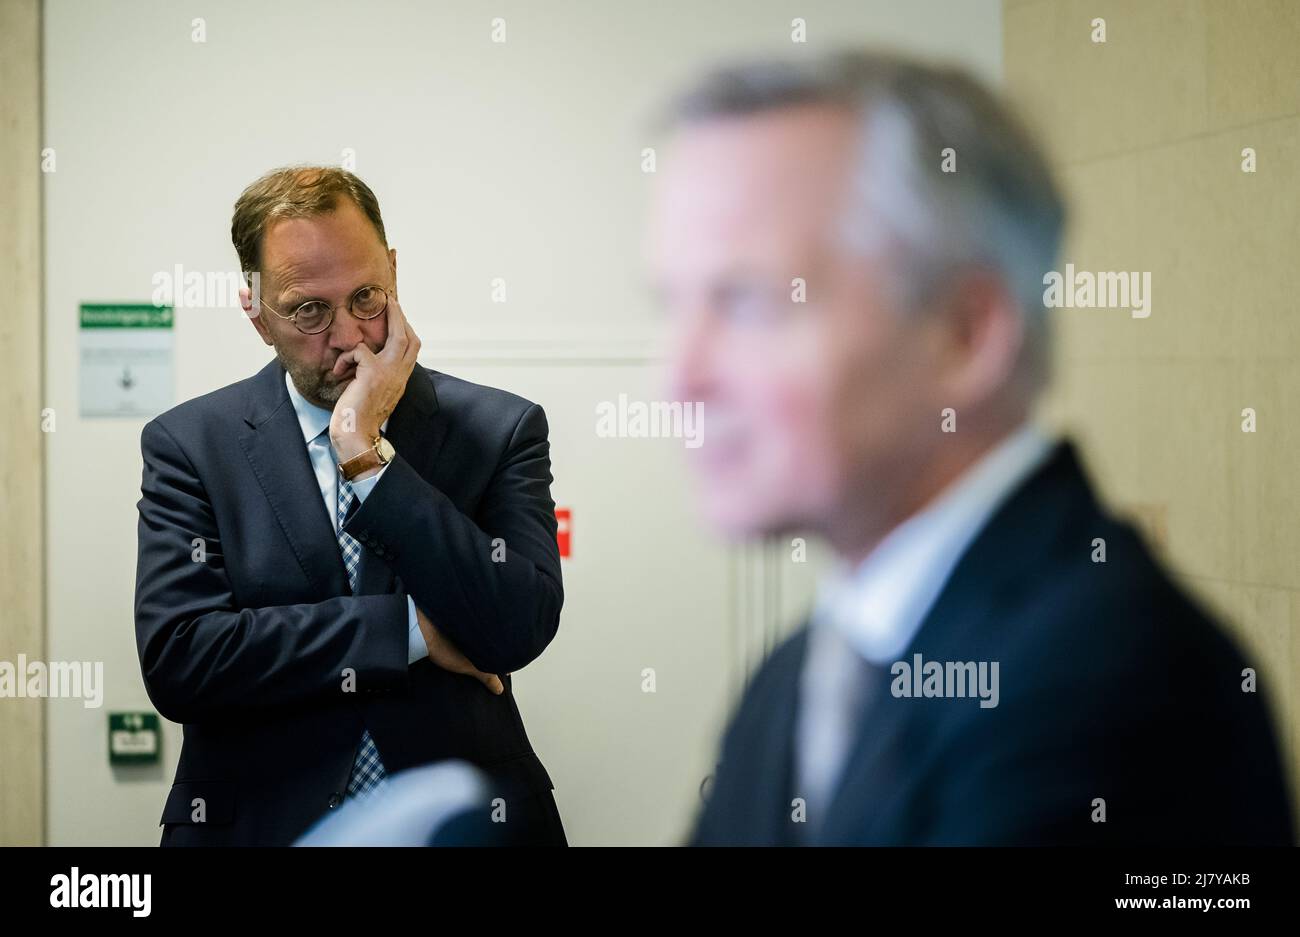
[377, 437, 395, 463]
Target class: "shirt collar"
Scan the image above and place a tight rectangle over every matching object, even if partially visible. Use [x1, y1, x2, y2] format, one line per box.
[283, 369, 389, 444]
[285, 370, 334, 443]
[813, 423, 1055, 663]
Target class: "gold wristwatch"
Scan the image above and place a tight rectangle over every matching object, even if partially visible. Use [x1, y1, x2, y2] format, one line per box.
[337, 434, 395, 481]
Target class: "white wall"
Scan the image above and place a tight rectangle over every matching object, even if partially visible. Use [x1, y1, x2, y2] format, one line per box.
[43, 0, 1001, 845]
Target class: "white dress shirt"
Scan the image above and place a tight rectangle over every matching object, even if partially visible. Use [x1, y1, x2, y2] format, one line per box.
[284, 371, 426, 665]
[795, 423, 1055, 820]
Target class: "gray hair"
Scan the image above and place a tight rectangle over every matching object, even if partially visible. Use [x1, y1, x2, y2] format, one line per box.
[661, 49, 1066, 394]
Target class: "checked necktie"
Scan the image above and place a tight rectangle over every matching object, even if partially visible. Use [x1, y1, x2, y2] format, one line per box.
[336, 470, 390, 800]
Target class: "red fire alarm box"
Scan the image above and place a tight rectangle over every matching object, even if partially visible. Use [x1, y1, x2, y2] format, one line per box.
[556, 507, 571, 558]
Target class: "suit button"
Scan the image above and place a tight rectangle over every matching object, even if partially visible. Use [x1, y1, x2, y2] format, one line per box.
[327, 793, 342, 809]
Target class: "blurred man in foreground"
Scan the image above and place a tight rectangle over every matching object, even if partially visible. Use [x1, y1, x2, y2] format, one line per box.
[647, 50, 1294, 845]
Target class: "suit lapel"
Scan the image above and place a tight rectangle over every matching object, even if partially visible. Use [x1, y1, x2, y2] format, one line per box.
[350, 365, 444, 596]
[237, 358, 446, 599]
[381, 365, 443, 489]
[813, 664, 914, 845]
[809, 442, 1094, 844]
[754, 637, 805, 845]
[239, 359, 351, 598]
[814, 554, 1019, 844]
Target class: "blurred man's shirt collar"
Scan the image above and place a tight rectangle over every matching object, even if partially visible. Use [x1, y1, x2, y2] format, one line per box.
[812, 422, 1054, 664]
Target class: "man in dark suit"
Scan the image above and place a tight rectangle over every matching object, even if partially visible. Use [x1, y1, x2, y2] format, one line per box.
[646, 51, 1294, 845]
[134, 166, 565, 846]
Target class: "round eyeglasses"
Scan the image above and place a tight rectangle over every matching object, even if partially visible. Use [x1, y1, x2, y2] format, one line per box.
[260, 285, 391, 334]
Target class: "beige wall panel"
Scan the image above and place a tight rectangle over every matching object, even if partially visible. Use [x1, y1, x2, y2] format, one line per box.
[1006, 0, 1208, 163]
[1006, 0, 1300, 813]
[1235, 361, 1300, 592]
[0, 0, 45, 847]
[1206, 0, 1300, 129]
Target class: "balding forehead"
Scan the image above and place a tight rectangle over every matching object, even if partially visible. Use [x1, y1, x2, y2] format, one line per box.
[651, 107, 860, 256]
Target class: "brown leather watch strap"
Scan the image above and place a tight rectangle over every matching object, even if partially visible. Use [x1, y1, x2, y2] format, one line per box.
[338, 444, 383, 481]
[338, 435, 394, 481]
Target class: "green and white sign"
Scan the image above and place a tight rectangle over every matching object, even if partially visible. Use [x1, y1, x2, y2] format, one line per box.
[79, 303, 174, 418]
[108, 712, 161, 765]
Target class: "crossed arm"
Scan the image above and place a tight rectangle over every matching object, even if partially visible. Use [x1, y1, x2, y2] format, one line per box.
[133, 405, 562, 725]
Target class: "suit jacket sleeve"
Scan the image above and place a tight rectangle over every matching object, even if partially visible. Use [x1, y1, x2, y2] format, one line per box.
[342, 402, 562, 676]
[134, 418, 410, 724]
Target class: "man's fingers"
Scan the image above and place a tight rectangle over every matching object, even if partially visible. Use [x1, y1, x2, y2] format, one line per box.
[332, 348, 358, 376]
[389, 291, 408, 331]
[387, 295, 422, 367]
[382, 293, 409, 357]
[423, 622, 498, 692]
[402, 320, 420, 363]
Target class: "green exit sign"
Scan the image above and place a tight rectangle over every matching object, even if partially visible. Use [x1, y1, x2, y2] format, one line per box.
[109, 712, 160, 765]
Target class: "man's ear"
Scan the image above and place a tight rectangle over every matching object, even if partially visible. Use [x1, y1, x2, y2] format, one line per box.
[240, 284, 274, 347]
[389, 247, 398, 293]
[935, 269, 1025, 410]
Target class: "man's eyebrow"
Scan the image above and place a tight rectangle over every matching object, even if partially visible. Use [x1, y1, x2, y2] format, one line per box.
[276, 289, 318, 307]
[277, 281, 386, 308]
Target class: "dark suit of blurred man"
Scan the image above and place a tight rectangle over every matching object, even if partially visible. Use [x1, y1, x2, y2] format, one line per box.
[647, 52, 1294, 845]
[134, 167, 565, 845]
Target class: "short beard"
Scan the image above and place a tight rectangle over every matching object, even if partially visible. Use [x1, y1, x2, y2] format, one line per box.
[275, 345, 342, 409]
